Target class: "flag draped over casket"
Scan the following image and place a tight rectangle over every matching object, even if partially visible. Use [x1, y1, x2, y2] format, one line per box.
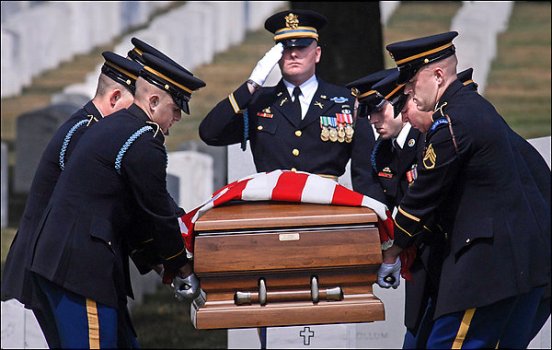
[176, 170, 413, 278]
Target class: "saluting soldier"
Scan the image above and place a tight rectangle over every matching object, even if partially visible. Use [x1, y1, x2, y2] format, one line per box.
[27, 52, 205, 348]
[1, 52, 140, 348]
[378, 31, 550, 348]
[199, 9, 373, 181]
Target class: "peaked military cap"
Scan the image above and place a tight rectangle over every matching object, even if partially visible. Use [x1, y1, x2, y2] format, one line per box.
[101, 51, 141, 94]
[140, 52, 206, 114]
[265, 9, 327, 48]
[128, 37, 194, 76]
[386, 31, 459, 84]
[372, 69, 408, 118]
[458, 67, 478, 91]
[346, 68, 396, 118]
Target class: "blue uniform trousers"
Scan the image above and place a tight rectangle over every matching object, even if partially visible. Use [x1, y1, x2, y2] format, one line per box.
[403, 297, 436, 349]
[426, 286, 544, 349]
[36, 275, 139, 349]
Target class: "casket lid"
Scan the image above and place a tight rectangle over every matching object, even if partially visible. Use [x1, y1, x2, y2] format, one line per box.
[194, 201, 378, 232]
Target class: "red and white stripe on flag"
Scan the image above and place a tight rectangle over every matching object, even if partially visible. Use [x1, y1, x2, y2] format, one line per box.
[178, 170, 394, 258]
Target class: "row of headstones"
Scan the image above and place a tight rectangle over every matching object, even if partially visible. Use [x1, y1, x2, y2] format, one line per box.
[58, 1, 286, 101]
[0, 1, 173, 98]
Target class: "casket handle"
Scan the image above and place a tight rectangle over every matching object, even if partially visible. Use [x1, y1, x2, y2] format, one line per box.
[234, 277, 343, 305]
[259, 278, 267, 306]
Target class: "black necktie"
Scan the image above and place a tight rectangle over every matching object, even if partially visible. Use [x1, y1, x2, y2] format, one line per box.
[392, 139, 401, 154]
[292, 86, 302, 119]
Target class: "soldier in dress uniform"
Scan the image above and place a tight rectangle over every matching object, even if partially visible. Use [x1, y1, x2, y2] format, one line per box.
[27, 52, 205, 348]
[349, 69, 445, 349]
[199, 9, 372, 180]
[458, 67, 552, 348]
[1, 52, 140, 348]
[124, 36, 195, 276]
[377, 31, 550, 348]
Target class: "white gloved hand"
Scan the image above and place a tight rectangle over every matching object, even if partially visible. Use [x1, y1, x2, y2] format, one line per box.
[172, 273, 200, 301]
[377, 258, 401, 289]
[248, 43, 284, 86]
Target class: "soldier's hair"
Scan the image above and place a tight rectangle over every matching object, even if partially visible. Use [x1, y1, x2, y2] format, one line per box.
[94, 73, 131, 98]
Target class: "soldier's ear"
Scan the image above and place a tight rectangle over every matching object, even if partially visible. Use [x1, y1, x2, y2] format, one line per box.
[150, 95, 159, 108]
[110, 89, 121, 107]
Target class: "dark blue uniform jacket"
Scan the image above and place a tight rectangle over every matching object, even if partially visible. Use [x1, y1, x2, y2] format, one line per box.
[393, 79, 551, 319]
[29, 104, 188, 308]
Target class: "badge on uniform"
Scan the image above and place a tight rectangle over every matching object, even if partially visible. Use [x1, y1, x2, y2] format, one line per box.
[257, 107, 273, 118]
[378, 166, 393, 179]
[335, 113, 354, 143]
[408, 138, 416, 148]
[423, 144, 436, 169]
[406, 164, 418, 185]
[320, 116, 337, 142]
[331, 96, 349, 103]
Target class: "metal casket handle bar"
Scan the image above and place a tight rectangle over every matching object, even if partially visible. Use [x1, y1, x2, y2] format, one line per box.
[234, 277, 343, 305]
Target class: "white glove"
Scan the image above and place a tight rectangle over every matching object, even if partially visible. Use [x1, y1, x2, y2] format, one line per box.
[377, 258, 401, 289]
[248, 43, 284, 86]
[172, 273, 200, 301]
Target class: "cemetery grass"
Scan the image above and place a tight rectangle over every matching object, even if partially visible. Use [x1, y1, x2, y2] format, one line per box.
[484, 1, 551, 139]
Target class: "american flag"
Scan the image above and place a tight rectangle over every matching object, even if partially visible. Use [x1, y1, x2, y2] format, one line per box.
[178, 170, 394, 257]
[171, 170, 414, 281]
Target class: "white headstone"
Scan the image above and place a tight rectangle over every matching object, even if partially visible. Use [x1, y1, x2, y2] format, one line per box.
[166, 151, 214, 212]
[527, 136, 551, 349]
[1, 299, 48, 349]
[1, 142, 7, 228]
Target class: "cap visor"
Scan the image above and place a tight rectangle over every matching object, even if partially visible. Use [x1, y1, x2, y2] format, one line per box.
[281, 38, 315, 48]
[180, 100, 190, 115]
[392, 94, 408, 118]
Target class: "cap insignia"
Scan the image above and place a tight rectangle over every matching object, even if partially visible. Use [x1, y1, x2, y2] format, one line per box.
[285, 13, 299, 29]
[351, 87, 359, 97]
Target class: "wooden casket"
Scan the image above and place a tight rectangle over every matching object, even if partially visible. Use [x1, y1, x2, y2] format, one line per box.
[191, 201, 385, 329]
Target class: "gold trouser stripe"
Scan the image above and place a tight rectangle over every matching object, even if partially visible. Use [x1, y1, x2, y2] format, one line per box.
[86, 299, 100, 349]
[452, 308, 475, 349]
[228, 93, 240, 114]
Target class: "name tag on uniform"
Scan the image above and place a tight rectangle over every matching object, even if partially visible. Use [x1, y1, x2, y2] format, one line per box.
[257, 112, 273, 118]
